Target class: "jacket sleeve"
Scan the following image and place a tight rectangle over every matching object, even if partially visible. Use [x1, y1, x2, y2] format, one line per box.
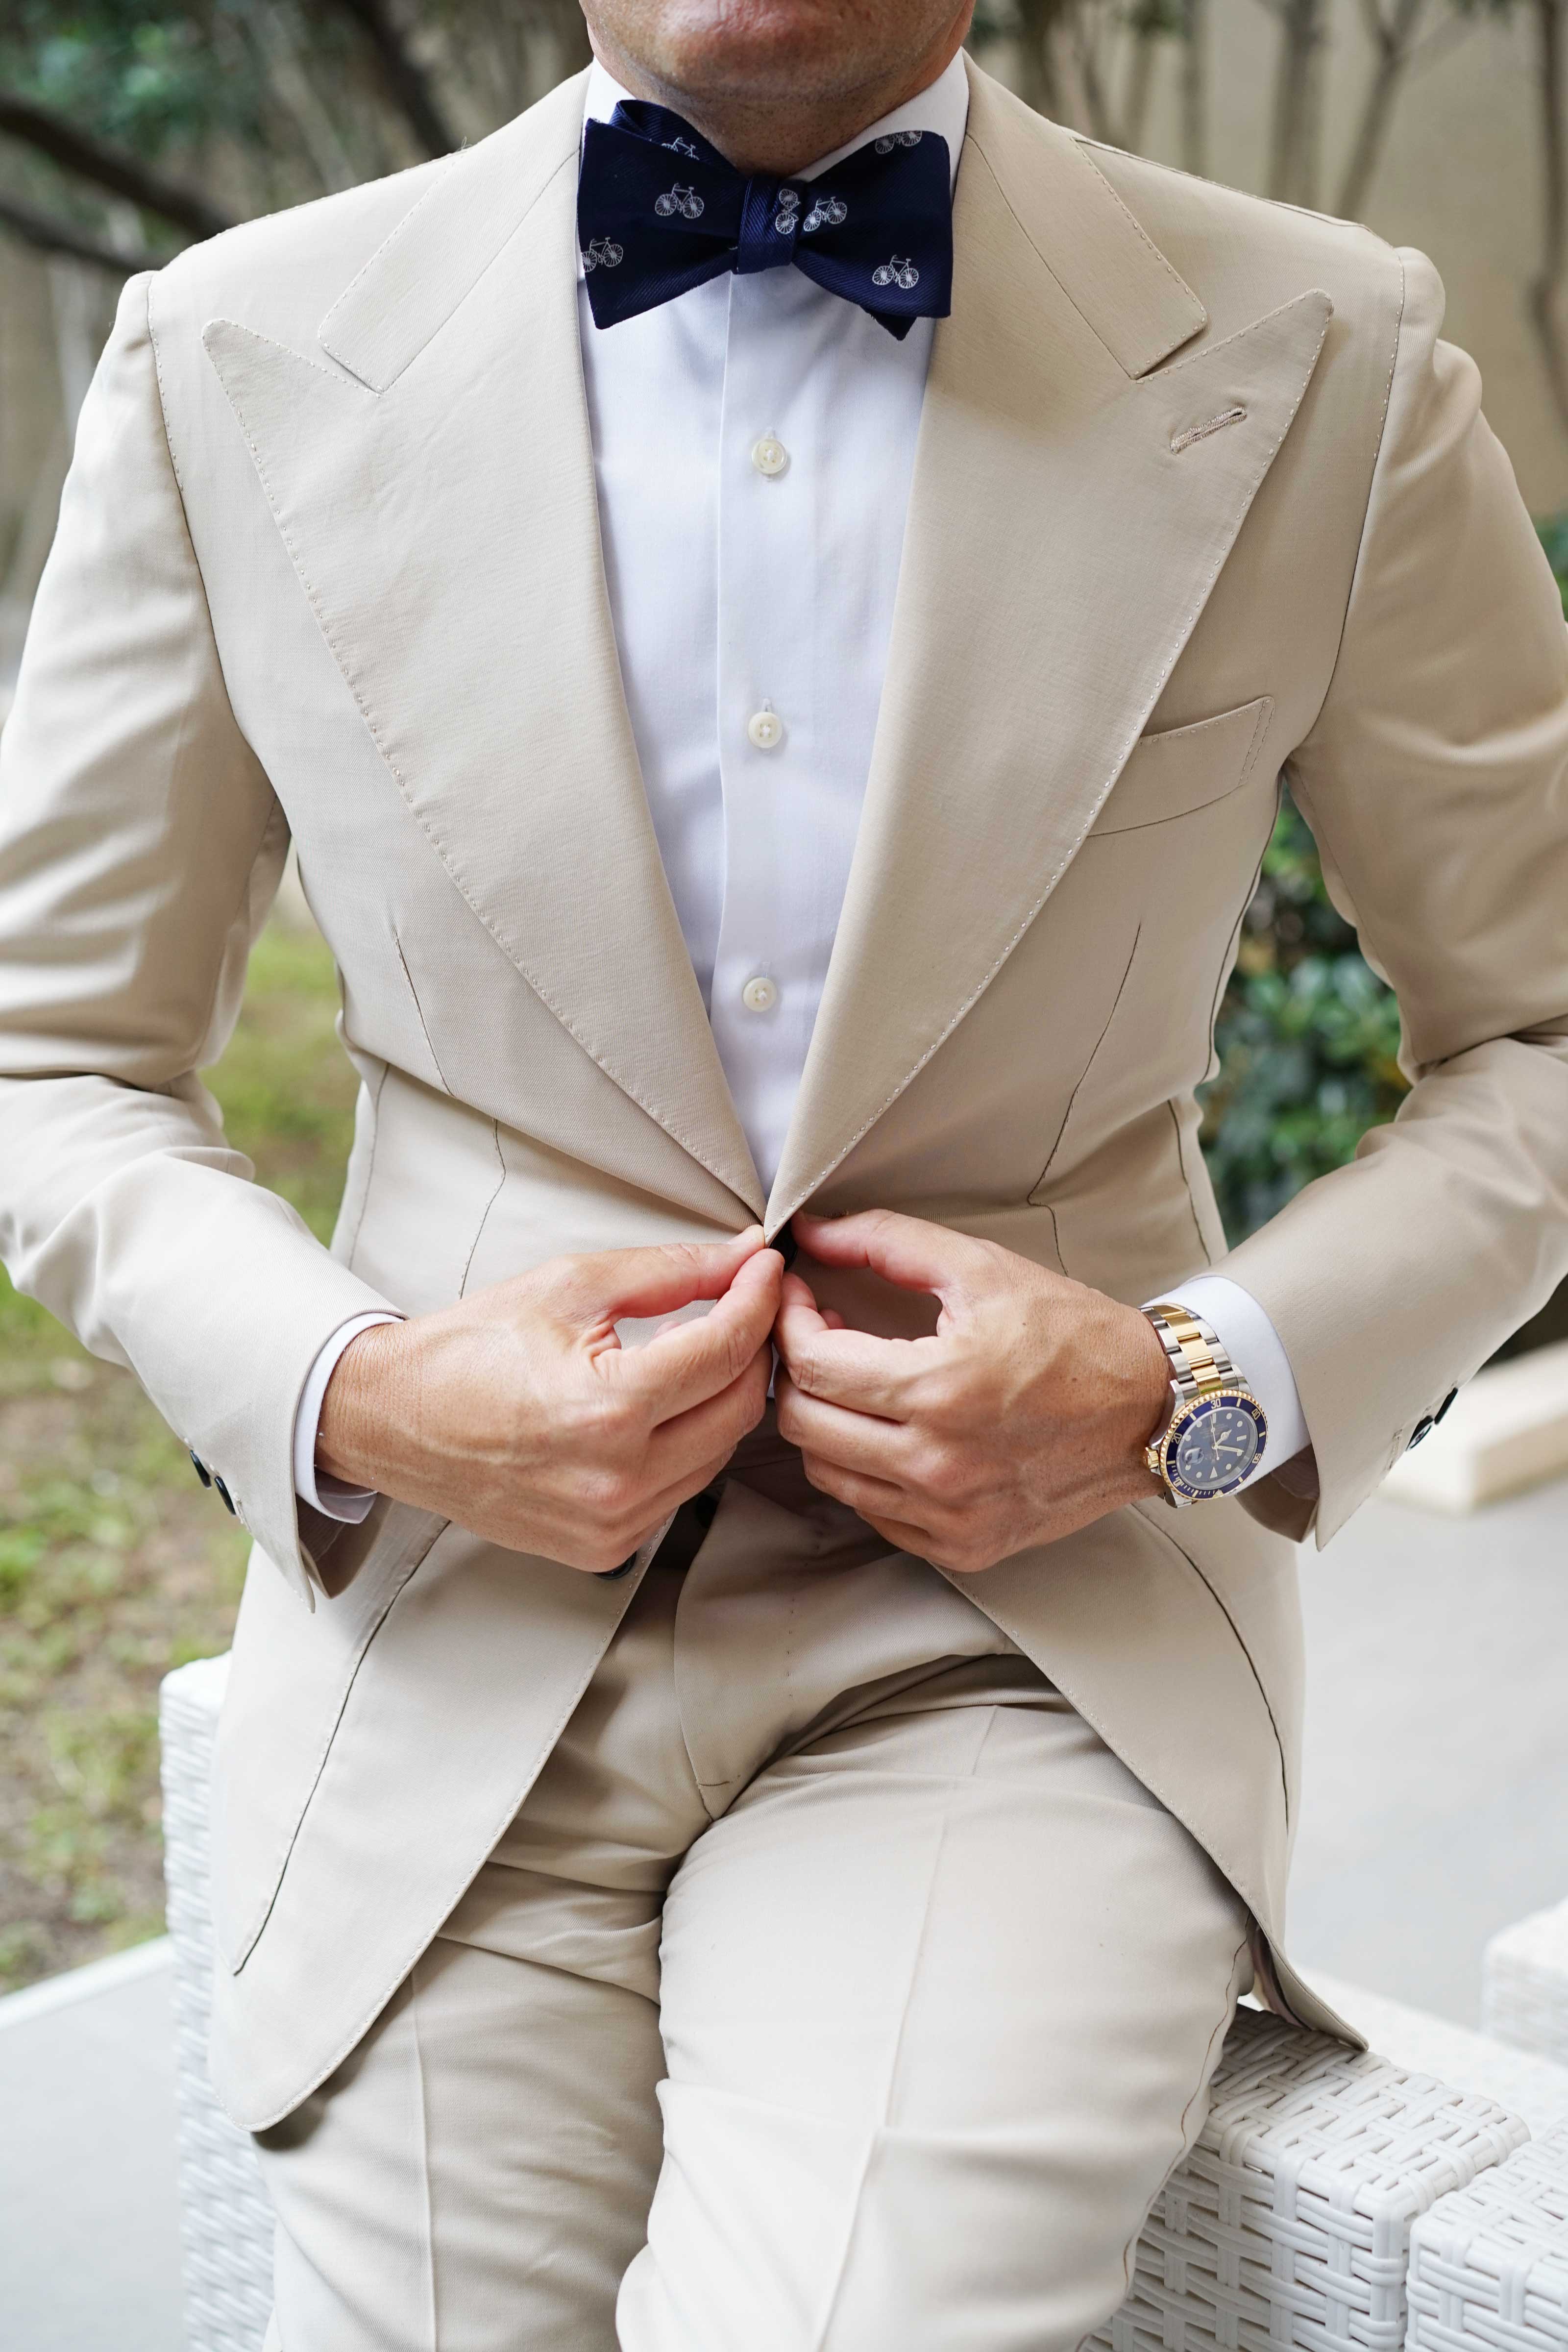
[1216, 248, 1568, 1545]
[0, 270, 398, 1604]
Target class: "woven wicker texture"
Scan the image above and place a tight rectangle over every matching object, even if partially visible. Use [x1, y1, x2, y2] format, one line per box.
[160, 1654, 275, 2352]
[1486, 1906, 1568, 2070]
[1091, 2008, 1528, 2352]
[1410, 2122, 1568, 2352]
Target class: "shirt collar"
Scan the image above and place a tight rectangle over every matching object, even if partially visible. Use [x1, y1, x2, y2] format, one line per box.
[582, 47, 969, 196]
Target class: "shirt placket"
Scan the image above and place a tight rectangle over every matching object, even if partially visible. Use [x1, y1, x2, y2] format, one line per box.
[710, 271, 823, 1196]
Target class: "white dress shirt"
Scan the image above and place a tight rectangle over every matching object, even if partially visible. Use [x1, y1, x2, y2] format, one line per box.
[294, 52, 1310, 1520]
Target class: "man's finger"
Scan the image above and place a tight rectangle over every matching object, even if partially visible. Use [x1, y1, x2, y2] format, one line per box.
[792, 1209, 991, 1303]
[774, 1370, 914, 1479]
[627, 1444, 754, 1551]
[774, 1274, 925, 1416]
[621, 1249, 782, 1420]
[566, 1226, 770, 1326]
[798, 1449, 915, 1520]
[858, 1510, 949, 1563]
[648, 1347, 773, 1483]
[796, 1460, 935, 1560]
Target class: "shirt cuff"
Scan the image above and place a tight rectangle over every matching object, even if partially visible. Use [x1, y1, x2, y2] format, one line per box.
[1144, 1274, 1315, 1496]
[293, 1312, 403, 1522]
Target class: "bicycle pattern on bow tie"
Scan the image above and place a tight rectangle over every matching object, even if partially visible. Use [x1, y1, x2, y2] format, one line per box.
[874, 129, 924, 153]
[663, 136, 700, 157]
[802, 195, 849, 234]
[654, 183, 705, 220]
[581, 236, 624, 271]
[773, 186, 801, 235]
[871, 255, 921, 290]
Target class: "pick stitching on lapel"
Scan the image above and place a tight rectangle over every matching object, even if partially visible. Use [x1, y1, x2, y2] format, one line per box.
[766, 76, 1332, 1230]
[204, 78, 764, 1222]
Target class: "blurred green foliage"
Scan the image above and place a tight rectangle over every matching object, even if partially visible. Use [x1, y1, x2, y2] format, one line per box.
[0, 921, 353, 1375]
[0, 1, 251, 157]
[205, 920, 360, 1241]
[1199, 513, 1568, 1243]
[0, 917, 354, 1991]
[1197, 793, 1407, 1238]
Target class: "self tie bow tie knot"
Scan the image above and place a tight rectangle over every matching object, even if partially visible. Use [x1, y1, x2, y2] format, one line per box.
[577, 99, 954, 338]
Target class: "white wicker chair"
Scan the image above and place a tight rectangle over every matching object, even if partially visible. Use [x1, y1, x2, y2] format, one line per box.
[1091, 2010, 1528, 2352]
[161, 1654, 1533, 2352]
[1409, 2122, 1568, 2352]
[1486, 1905, 1568, 2071]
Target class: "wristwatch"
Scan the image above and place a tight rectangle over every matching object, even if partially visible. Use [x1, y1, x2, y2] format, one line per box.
[1142, 1303, 1269, 1507]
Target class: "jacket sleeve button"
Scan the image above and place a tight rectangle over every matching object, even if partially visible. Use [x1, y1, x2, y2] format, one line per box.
[189, 1451, 212, 1488]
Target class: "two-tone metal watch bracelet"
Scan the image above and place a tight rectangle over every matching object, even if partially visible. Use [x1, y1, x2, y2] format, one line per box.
[1144, 1304, 1238, 1399]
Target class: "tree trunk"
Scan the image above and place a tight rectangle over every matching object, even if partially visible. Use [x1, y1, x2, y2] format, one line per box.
[1121, 20, 1161, 150]
[0, 190, 161, 277]
[1070, 4, 1118, 141]
[548, 0, 594, 79]
[1335, 0, 1427, 221]
[1181, 0, 1209, 174]
[1530, 0, 1568, 433]
[0, 96, 231, 243]
[1013, 0, 1070, 118]
[327, 0, 460, 157]
[249, 7, 364, 193]
[1268, 0, 1326, 206]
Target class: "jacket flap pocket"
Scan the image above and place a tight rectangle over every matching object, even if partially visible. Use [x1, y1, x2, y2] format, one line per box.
[1091, 697, 1273, 835]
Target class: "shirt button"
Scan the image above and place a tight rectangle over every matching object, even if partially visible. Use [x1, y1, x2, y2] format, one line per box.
[751, 432, 789, 478]
[741, 975, 779, 1014]
[747, 706, 784, 750]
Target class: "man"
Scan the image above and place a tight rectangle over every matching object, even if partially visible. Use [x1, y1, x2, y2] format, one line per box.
[2, 0, 1567, 2338]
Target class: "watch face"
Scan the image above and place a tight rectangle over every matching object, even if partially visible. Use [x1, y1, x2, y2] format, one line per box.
[1164, 1392, 1268, 1500]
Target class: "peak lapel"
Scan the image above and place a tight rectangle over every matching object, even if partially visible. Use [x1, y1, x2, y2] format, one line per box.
[768, 75, 1330, 1226]
[205, 75, 763, 1219]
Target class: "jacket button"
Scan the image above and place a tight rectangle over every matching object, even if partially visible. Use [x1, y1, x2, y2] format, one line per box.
[1406, 1387, 1459, 1451]
[189, 1451, 212, 1488]
[213, 1474, 237, 1516]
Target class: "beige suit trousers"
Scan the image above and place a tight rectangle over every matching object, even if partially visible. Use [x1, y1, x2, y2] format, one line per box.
[254, 1447, 1251, 2351]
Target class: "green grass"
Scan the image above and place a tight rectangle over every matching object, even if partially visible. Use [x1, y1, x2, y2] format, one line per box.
[206, 921, 361, 1244]
[0, 915, 356, 1992]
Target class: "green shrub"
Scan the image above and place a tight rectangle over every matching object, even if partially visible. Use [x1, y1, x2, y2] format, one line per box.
[1200, 514, 1568, 1244]
[1198, 792, 1406, 1238]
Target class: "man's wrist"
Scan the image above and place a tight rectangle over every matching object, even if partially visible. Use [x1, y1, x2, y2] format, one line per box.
[295, 1312, 401, 1518]
[1114, 1298, 1179, 1495]
[317, 1317, 414, 1491]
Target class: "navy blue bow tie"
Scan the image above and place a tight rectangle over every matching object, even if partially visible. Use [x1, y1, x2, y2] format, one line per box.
[577, 100, 953, 339]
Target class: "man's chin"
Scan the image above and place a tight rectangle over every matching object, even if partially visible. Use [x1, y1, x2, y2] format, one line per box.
[596, 0, 903, 108]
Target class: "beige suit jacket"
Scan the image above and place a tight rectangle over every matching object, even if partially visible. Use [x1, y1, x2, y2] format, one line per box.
[2, 60, 1567, 2129]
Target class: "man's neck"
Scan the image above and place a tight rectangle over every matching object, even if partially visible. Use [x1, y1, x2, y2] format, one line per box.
[584, 19, 971, 176]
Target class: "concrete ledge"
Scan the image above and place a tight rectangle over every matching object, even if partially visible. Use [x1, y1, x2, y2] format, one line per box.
[1381, 1339, 1568, 1512]
[0, 1934, 172, 2029]
[0, 1933, 183, 2352]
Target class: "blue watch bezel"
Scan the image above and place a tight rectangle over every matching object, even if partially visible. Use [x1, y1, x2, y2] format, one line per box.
[1159, 1389, 1269, 1501]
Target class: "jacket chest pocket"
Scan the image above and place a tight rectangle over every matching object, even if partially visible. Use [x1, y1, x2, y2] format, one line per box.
[1091, 697, 1273, 834]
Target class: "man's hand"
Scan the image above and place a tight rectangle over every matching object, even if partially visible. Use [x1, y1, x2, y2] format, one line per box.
[318, 1228, 782, 1572]
[772, 1211, 1171, 1572]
